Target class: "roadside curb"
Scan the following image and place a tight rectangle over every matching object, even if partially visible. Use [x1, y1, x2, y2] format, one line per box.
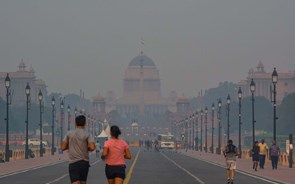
[179, 151, 289, 184]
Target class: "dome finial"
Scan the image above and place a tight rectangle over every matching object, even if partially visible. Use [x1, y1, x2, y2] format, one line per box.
[257, 60, 265, 72]
[18, 58, 26, 71]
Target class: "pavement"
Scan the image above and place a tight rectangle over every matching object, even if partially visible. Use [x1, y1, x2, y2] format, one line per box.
[0, 153, 67, 177]
[180, 149, 294, 184]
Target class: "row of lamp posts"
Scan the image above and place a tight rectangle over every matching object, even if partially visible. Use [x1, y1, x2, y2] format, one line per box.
[3, 73, 83, 161]
[175, 67, 278, 156]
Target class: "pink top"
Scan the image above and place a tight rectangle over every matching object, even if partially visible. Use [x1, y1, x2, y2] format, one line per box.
[104, 138, 129, 166]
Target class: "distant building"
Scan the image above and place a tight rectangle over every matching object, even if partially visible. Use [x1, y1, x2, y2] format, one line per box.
[93, 52, 177, 120]
[0, 61, 47, 105]
[238, 61, 295, 104]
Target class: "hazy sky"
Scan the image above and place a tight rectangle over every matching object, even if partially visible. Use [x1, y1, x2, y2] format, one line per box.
[0, 0, 294, 98]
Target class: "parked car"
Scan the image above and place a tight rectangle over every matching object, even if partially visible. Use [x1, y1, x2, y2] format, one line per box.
[22, 139, 48, 147]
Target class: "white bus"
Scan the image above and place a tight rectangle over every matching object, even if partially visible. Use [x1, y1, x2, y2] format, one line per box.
[156, 133, 175, 150]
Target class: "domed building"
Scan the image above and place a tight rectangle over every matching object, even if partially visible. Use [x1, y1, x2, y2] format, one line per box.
[238, 61, 295, 104]
[0, 61, 47, 106]
[93, 52, 177, 121]
[123, 53, 161, 99]
[118, 52, 177, 118]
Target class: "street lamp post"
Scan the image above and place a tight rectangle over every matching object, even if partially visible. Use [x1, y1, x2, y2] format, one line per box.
[218, 99, 222, 154]
[93, 118, 97, 137]
[226, 94, 231, 142]
[87, 115, 91, 133]
[205, 107, 208, 152]
[191, 114, 195, 150]
[74, 107, 78, 118]
[238, 87, 242, 158]
[25, 83, 31, 159]
[250, 78, 256, 145]
[92, 117, 95, 137]
[272, 68, 278, 141]
[38, 90, 44, 157]
[60, 99, 64, 146]
[211, 103, 215, 153]
[200, 109, 203, 152]
[51, 96, 55, 155]
[195, 112, 199, 151]
[67, 105, 71, 131]
[180, 119, 186, 149]
[5, 74, 12, 162]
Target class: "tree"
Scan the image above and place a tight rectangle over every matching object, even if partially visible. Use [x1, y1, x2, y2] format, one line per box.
[240, 96, 272, 132]
[277, 93, 295, 134]
[191, 81, 238, 110]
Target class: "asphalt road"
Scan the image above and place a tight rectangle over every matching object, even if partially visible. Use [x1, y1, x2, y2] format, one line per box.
[0, 149, 284, 184]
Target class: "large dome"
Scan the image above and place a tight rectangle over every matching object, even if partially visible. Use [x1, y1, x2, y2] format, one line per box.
[128, 55, 156, 67]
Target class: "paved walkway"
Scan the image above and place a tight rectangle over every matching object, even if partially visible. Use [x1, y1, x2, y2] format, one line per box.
[0, 153, 67, 177]
[180, 150, 294, 184]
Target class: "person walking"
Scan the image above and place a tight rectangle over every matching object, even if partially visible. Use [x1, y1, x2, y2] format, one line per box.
[101, 125, 131, 184]
[61, 115, 96, 184]
[251, 141, 260, 171]
[270, 140, 280, 169]
[258, 139, 268, 169]
[223, 139, 238, 184]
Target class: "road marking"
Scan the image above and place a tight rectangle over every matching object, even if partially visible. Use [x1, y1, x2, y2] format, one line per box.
[124, 150, 140, 184]
[45, 174, 68, 184]
[90, 159, 101, 166]
[0, 160, 66, 179]
[44, 159, 101, 184]
[182, 153, 286, 184]
[161, 153, 206, 184]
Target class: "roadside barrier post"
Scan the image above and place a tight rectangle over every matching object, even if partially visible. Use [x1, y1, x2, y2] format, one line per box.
[289, 134, 293, 168]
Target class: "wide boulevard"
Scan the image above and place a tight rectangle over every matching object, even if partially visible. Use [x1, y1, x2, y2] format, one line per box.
[0, 148, 284, 184]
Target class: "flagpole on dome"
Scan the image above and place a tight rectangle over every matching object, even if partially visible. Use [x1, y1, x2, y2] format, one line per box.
[140, 37, 144, 55]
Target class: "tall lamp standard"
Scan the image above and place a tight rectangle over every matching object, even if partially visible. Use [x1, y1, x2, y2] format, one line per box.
[25, 83, 31, 159]
[238, 87, 242, 158]
[200, 109, 203, 152]
[91, 116, 95, 137]
[191, 114, 195, 150]
[211, 103, 215, 154]
[60, 99, 64, 146]
[51, 96, 55, 155]
[205, 107, 208, 152]
[250, 79, 256, 145]
[217, 99, 222, 154]
[272, 68, 278, 141]
[87, 115, 91, 133]
[67, 105, 71, 131]
[226, 94, 231, 141]
[38, 90, 44, 157]
[74, 107, 78, 118]
[195, 112, 199, 151]
[5, 73, 12, 162]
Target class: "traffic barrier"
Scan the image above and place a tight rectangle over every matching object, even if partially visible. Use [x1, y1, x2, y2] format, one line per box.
[0, 150, 4, 162]
[0, 147, 55, 162]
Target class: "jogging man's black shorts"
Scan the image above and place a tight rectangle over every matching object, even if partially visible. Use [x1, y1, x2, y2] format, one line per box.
[105, 164, 126, 179]
[69, 160, 90, 183]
